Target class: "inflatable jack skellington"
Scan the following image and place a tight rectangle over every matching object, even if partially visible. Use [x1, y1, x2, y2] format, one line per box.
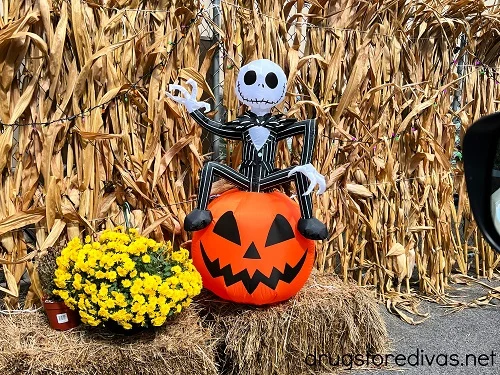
[167, 59, 327, 240]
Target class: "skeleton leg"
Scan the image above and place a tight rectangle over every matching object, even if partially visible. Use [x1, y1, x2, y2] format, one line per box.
[185, 162, 249, 231]
[197, 162, 250, 209]
[260, 167, 327, 240]
[260, 167, 313, 218]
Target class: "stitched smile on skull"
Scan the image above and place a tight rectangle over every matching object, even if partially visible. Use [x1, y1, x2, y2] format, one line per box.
[236, 81, 286, 105]
[235, 59, 287, 111]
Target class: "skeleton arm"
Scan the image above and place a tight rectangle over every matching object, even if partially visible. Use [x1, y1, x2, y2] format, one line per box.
[190, 110, 242, 140]
[167, 79, 241, 140]
[276, 119, 316, 164]
[277, 119, 326, 195]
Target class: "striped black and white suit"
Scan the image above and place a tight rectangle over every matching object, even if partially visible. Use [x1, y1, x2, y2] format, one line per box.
[190, 110, 316, 220]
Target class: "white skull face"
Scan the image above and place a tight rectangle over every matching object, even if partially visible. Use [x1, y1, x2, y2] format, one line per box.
[235, 59, 287, 114]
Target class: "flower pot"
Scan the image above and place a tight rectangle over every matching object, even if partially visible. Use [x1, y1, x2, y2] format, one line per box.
[42, 298, 80, 331]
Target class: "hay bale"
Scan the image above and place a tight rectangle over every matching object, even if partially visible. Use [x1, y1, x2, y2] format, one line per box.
[0, 308, 217, 375]
[197, 273, 388, 375]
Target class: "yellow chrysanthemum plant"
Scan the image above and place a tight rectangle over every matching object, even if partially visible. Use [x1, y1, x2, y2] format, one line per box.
[52, 226, 202, 330]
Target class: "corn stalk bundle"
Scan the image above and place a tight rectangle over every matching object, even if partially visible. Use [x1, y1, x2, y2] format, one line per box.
[0, 0, 499, 308]
[217, 0, 500, 299]
[0, 0, 209, 307]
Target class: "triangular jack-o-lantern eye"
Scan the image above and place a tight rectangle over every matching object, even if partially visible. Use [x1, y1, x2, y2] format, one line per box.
[213, 211, 241, 245]
[265, 214, 295, 247]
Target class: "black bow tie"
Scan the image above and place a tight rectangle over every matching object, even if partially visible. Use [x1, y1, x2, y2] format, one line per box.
[225, 112, 296, 130]
[227, 112, 279, 130]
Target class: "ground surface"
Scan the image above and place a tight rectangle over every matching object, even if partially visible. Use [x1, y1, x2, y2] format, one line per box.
[347, 280, 500, 375]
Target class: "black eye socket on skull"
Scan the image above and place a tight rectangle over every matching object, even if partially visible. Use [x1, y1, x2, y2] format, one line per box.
[265, 72, 279, 89]
[244, 70, 257, 85]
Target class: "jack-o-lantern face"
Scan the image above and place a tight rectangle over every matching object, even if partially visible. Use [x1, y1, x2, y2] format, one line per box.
[191, 189, 315, 305]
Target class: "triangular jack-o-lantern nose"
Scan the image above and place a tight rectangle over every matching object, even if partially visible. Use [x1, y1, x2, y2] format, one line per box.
[243, 242, 261, 259]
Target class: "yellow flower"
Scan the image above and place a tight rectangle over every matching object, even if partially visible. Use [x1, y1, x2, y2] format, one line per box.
[142, 254, 151, 263]
[130, 279, 143, 294]
[132, 314, 145, 324]
[171, 252, 182, 262]
[121, 322, 133, 330]
[54, 269, 66, 278]
[87, 317, 101, 326]
[123, 260, 135, 271]
[133, 294, 145, 305]
[122, 279, 132, 288]
[111, 309, 129, 322]
[78, 298, 86, 311]
[113, 292, 127, 307]
[138, 305, 148, 315]
[72, 280, 82, 290]
[117, 266, 128, 277]
[98, 308, 111, 318]
[158, 282, 170, 295]
[98, 288, 107, 297]
[106, 271, 117, 281]
[152, 316, 166, 326]
[54, 279, 67, 288]
[168, 276, 179, 286]
[160, 304, 170, 316]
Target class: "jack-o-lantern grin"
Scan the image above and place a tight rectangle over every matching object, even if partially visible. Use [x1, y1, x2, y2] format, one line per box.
[200, 242, 308, 294]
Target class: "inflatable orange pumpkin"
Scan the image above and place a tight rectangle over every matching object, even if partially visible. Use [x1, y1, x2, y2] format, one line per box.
[191, 189, 315, 305]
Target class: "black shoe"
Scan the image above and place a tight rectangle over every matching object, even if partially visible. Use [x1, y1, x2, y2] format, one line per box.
[298, 218, 328, 240]
[184, 209, 213, 231]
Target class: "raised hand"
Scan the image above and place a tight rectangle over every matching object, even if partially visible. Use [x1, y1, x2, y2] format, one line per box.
[166, 79, 211, 113]
[287, 163, 326, 195]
